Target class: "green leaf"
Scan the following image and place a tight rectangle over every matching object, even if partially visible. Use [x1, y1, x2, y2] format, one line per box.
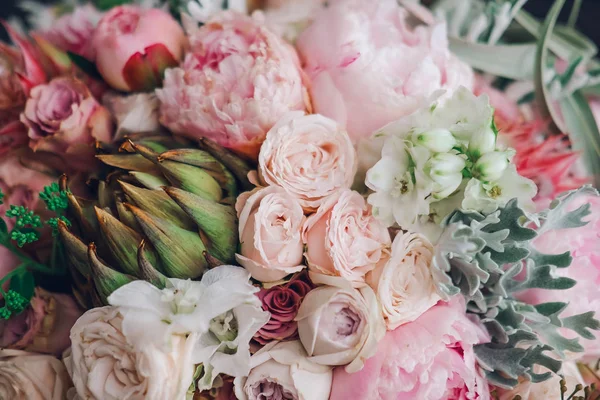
[0, 218, 7, 236]
[9, 269, 35, 302]
[559, 91, 600, 186]
[93, 0, 134, 10]
[67, 52, 103, 81]
[449, 38, 537, 80]
[534, 0, 567, 135]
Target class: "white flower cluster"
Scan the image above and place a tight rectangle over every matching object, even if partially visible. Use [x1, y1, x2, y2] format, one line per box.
[363, 87, 537, 235]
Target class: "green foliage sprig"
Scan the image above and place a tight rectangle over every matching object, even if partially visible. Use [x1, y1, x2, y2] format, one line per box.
[432, 186, 600, 388]
[0, 183, 71, 319]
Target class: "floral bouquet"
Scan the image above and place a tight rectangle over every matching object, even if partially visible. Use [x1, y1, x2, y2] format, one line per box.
[2, 0, 600, 398]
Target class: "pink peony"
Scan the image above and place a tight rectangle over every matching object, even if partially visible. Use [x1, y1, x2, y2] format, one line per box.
[157, 11, 309, 160]
[38, 5, 102, 61]
[21, 77, 113, 172]
[93, 5, 186, 92]
[518, 192, 600, 357]
[296, 0, 473, 143]
[303, 189, 391, 286]
[254, 273, 313, 345]
[0, 288, 82, 356]
[329, 298, 490, 400]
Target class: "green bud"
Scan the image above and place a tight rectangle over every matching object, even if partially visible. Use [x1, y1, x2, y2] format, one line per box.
[473, 151, 509, 182]
[97, 154, 157, 173]
[198, 137, 254, 192]
[57, 220, 91, 276]
[468, 127, 496, 160]
[88, 243, 135, 305]
[158, 160, 223, 202]
[138, 240, 167, 289]
[164, 186, 237, 263]
[413, 128, 457, 153]
[126, 204, 208, 279]
[129, 171, 169, 190]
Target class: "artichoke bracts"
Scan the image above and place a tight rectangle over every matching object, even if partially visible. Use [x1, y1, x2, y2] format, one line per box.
[59, 133, 253, 307]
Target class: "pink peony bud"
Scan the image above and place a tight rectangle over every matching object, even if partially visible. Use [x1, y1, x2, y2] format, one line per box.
[20, 77, 114, 172]
[0, 288, 83, 356]
[92, 5, 186, 92]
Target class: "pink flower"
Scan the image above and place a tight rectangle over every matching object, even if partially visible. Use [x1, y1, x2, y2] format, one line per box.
[258, 112, 356, 212]
[254, 273, 313, 345]
[475, 77, 588, 208]
[329, 298, 490, 400]
[38, 5, 102, 61]
[303, 190, 391, 286]
[236, 186, 306, 283]
[0, 288, 82, 356]
[157, 11, 309, 160]
[93, 5, 186, 91]
[518, 191, 600, 357]
[296, 0, 473, 143]
[21, 77, 113, 172]
[0, 119, 28, 156]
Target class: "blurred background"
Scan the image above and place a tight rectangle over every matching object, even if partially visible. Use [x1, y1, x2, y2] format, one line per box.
[0, 0, 599, 43]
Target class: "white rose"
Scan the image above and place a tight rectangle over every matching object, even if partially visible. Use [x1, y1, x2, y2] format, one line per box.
[0, 349, 72, 400]
[234, 341, 332, 400]
[367, 232, 440, 330]
[64, 306, 196, 400]
[295, 273, 386, 372]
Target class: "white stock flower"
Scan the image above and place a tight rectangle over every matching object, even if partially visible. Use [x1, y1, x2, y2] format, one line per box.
[462, 164, 537, 214]
[107, 266, 261, 349]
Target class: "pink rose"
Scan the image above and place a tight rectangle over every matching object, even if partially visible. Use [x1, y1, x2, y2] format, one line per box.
[236, 186, 306, 283]
[0, 349, 72, 400]
[157, 11, 309, 160]
[254, 273, 313, 345]
[258, 111, 356, 212]
[93, 5, 186, 92]
[21, 77, 113, 172]
[303, 190, 391, 286]
[296, 0, 473, 143]
[330, 298, 490, 400]
[38, 5, 102, 61]
[0, 288, 82, 356]
[518, 192, 600, 357]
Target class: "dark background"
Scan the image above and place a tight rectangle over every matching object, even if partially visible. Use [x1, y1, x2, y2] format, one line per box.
[0, 0, 599, 44]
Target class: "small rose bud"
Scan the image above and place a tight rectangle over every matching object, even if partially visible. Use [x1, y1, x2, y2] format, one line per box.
[413, 128, 456, 153]
[468, 127, 496, 159]
[473, 151, 509, 182]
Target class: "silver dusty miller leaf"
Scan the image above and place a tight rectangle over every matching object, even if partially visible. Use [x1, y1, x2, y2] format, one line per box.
[432, 185, 600, 388]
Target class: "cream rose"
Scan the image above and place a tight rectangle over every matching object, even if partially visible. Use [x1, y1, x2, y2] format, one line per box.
[295, 273, 385, 372]
[234, 341, 332, 400]
[0, 349, 72, 400]
[303, 189, 391, 286]
[258, 111, 356, 212]
[64, 306, 196, 400]
[367, 232, 440, 330]
[236, 186, 306, 283]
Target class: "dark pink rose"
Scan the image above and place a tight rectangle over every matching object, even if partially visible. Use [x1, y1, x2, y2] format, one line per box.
[0, 288, 83, 356]
[21, 77, 113, 172]
[254, 274, 313, 345]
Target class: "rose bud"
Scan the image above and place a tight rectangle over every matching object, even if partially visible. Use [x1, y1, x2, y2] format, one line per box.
[0, 288, 83, 356]
[236, 186, 306, 283]
[295, 273, 386, 373]
[92, 5, 186, 92]
[234, 340, 332, 400]
[258, 112, 356, 212]
[157, 11, 308, 160]
[0, 349, 72, 400]
[254, 274, 313, 345]
[20, 77, 113, 172]
[303, 190, 391, 286]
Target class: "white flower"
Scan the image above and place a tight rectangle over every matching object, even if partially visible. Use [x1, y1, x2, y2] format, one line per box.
[473, 151, 510, 183]
[186, 0, 247, 23]
[412, 128, 457, 153]
[107, 266, 260, 350]
[462, 164, 537, 214]
[234, 341, 332, 400]
[193, 302, 270, 391]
